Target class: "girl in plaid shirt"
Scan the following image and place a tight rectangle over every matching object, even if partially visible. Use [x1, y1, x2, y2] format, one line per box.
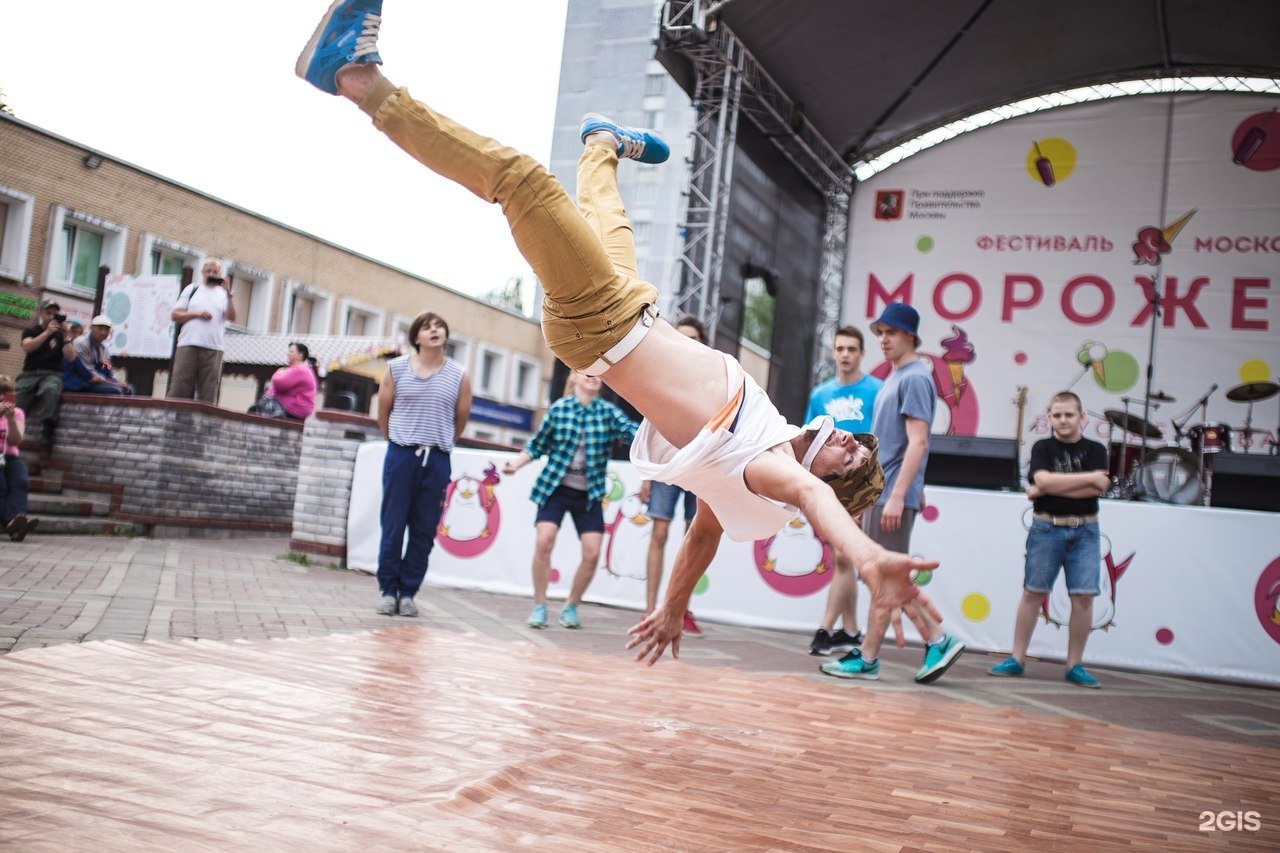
[503, 373, 638, 630]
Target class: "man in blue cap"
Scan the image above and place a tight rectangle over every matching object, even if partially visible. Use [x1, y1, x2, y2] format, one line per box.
[821, 302, 966, 683]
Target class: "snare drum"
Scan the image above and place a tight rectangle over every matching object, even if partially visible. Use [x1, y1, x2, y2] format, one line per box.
[1108, 442, 1143, 480]
[1188, 422, 1232, 454]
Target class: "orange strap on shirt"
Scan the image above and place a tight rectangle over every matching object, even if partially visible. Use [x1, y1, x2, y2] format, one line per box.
[706, 366, 746, 432]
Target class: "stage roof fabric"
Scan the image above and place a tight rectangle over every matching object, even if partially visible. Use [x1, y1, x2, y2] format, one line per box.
[662, 0, 1280, 167]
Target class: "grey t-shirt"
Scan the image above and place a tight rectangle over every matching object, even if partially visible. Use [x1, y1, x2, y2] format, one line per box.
[870, 358, 936, 511]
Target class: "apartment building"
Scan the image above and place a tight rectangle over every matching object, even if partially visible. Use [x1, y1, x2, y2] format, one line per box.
[0, 113, 552, 447]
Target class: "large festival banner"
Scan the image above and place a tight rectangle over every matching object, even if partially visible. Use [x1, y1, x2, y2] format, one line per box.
[845, 93, 1280, 451]
[347, 447, 1280, 687]
[101, 273, 182, 358]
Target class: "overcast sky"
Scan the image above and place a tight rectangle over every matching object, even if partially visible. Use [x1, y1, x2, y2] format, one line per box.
[0, 0, 570, 303]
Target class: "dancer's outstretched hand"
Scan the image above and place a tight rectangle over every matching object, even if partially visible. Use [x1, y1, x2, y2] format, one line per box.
[626, 606, 683, 666]
[859, 549, 941, 641]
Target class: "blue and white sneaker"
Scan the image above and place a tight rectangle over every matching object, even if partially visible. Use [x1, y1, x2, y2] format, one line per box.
[988, 656, 1025, 677]
[559, 603, 581, 629]
[527, 603, 548, 629]
[579, 113, 670, 164]
[296, 0, 384, 95]
[819, 648, 880, 680]
[915, 633, 965, 684]
[1065, 664, 1101, 689]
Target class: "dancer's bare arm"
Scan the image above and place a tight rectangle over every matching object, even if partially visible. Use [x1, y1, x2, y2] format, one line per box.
[744, 449, 942, 634]
[627, 498, 722, 665]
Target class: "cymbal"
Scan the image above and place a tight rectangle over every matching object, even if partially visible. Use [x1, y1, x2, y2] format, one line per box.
[1104, 409, 1163, 439]
[1226, 381, 1280, 403]
[1148, 391, 1176, 403]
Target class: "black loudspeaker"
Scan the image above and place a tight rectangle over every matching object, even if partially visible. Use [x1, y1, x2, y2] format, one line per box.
[1210, 454, 1280, 512]
[925, 434, 1019, 491]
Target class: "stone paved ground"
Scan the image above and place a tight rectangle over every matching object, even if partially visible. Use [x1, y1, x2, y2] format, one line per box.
[2, 535, 1278, 746]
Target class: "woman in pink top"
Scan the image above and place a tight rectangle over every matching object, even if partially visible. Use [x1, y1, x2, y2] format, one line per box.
[0, 374, 36, 541]
[266, 342, 318, 420]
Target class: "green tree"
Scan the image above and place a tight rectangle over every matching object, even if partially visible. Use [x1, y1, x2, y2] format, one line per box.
[481, 275, 526, 314]
[740, 275, 775, 352]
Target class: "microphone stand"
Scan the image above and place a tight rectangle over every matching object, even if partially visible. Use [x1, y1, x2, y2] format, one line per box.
[1132, 265, 1162, 499]
[1178, 383, 1217, 505]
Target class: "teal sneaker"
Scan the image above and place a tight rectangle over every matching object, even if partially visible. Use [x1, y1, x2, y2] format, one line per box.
[527, 603, 547, 629]
[915, 634, 965, 684]
[1065, 664, 1101, 689]
[988, 656, 1025, 677]
[296, 0, 384, 95]
[579, 113, 670, 164]
[559, 603, 581, 629]
[819, 648, 880, 680]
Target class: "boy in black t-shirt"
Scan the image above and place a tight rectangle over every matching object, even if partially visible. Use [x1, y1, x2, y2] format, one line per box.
[989, 391, 1110, 688]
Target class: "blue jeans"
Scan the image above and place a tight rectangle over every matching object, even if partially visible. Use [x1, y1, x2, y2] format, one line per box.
[0, 455, 30, 524]
[1024, 519, 1101, 595]
[646, 481, 696, 524]
[378, 443, 452, 599]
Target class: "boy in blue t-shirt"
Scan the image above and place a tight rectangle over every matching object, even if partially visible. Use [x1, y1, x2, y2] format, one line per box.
[805, 325, 883, 656]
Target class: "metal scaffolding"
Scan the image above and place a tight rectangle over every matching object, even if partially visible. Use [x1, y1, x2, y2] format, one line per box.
[660, 0, 854, 373]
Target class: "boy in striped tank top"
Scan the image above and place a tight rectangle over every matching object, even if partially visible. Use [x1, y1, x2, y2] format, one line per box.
[374, 311, 472, 617]
[299, 0, 946, 665]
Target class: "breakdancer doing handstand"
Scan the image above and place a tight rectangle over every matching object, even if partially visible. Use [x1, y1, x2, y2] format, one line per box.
[297, 0, 945, 664]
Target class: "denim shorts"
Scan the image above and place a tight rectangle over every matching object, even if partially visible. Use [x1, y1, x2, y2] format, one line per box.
[1023, 519, 1101, 595]
[535, 484, 605, 535]
[646, 481, 696, 524]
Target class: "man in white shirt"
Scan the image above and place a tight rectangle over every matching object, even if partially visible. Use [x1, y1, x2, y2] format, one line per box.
[169, 258, 236, 403]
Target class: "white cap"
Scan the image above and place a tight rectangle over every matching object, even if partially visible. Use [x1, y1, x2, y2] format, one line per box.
[90, 314, 112, 328]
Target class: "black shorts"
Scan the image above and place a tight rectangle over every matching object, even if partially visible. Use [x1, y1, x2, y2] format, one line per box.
[535, 484, 605, 535]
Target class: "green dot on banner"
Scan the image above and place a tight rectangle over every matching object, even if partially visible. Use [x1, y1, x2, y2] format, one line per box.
[916, 236, 934, 253]
[694, 575, 709, 595]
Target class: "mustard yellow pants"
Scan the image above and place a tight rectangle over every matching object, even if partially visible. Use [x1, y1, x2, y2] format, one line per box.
[366, 86, 657, 371]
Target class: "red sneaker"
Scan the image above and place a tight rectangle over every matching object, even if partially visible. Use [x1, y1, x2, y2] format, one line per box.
[682, 611, 704, 637]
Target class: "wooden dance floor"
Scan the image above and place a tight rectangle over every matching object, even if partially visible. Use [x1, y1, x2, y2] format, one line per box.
[2, 626, 1278, 850]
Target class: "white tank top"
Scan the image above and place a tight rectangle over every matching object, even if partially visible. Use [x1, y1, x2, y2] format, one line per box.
[631, 352, 801, 542]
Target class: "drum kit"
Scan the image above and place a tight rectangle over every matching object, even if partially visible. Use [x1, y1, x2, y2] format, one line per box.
[1104, 380, 1280, 505]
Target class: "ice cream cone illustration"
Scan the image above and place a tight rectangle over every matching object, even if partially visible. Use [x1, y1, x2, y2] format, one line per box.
[940, 326, 976, 403]
[1077, 341, 1109, 386]
[1161, 209, 1196, 244]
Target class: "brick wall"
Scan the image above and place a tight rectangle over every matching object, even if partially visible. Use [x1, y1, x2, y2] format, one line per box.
[289, 410, 383, 560]
[53, 395, 304, 533]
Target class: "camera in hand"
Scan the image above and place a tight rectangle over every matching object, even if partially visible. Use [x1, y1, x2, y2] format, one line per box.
[206, 276, 225, 285]
[53, 313, 67, 323]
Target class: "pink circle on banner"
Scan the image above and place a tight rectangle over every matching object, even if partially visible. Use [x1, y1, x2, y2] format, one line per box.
[1155, 627, 1174, 645]
[549, 568, 561, 585]
[1232, 112, 1280, 172]
[921, 504, 939, 522]
[1014, 351, 1028, 365]
[1252, 556, 1280, 645]
[752, 535, 834, 597]
[871, 353, 979, 435]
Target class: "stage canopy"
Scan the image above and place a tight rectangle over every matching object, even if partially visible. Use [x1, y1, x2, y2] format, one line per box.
[661, 0, 1280, 171]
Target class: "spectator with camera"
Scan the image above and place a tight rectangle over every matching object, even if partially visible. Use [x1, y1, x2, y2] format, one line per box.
[17, 298, 67, 447]
[168, 258, 236, 403]
[0, 374, 37, 542]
